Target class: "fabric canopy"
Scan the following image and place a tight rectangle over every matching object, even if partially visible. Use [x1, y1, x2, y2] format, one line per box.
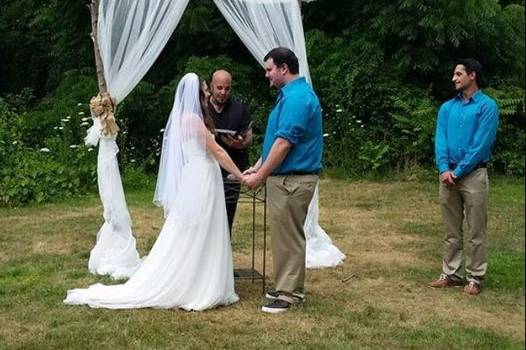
[87, 0, 338, 278]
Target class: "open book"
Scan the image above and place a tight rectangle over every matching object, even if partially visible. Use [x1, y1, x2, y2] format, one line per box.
[213, 121, 252, 138]
[214, 128, 238, 136]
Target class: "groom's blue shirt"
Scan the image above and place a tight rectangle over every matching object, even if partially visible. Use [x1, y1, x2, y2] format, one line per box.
[261, 77, 323, 175]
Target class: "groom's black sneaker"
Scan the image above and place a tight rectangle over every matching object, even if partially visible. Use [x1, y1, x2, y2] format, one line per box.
[265, 290, 279, 300]
[261, 299, 291, 314]
[265, 290, 305, 303]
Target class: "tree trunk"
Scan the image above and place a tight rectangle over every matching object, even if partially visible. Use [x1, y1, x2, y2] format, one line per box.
[89, 0, 107, 93]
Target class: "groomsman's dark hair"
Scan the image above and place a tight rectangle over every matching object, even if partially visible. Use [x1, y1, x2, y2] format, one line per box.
[264, 47, 300, 74]
[457, 58, 485, 87]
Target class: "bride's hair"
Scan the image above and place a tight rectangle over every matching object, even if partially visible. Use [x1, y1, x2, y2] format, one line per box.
[199, 79, 215, 132]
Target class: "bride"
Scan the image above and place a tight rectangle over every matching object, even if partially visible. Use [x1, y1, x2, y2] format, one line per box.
[64, 73, 243, 311]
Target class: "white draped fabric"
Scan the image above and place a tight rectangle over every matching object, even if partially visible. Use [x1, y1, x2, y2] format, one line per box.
[86, 119, 141, 279]
[215, 0, 344, 268]
[213, 0, 311, 82]
[98, 0, 190, 102]
[86, 0, 190, 279]
[304, 183, 345, 268]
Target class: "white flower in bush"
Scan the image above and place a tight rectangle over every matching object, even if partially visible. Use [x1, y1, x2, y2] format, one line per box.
[58, 127, 64, 130]
[77, 103, 83, 106]
[160, 128, 165, 133]
[12, 140, 18, 145]
[336, 108, 343, 113]
[40, 148, 50, 153]
[88, 148, 94, 152]
[323, 133, 330, 137]
[61, 118, 69, 122]
[69, 144, 78, 149]
[78, 112, 85, 116]
[80, 122, 89, 127]
[81, 117, 89, 122]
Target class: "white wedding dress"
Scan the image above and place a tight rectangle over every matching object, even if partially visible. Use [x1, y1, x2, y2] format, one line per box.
[64, 140, 238, 311]
[64, 74, 238, 311]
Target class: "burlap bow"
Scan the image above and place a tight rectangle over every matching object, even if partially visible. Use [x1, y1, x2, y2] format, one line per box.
[89, 92, 119, 136]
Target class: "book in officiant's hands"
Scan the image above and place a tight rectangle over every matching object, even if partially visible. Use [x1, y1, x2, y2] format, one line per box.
[214, 122, 252, 140]
[214, 128, 243, 141]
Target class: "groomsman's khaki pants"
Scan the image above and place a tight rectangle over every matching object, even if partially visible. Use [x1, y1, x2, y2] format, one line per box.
[267, 174, 318, 300]
[439, 168, 489, 284]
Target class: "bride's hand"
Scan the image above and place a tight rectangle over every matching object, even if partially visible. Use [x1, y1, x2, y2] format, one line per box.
[227, 173, 246, 184]
[243, 166, 257, 175]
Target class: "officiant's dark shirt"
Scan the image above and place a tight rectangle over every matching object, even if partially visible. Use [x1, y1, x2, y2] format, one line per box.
[209, 98, 251, 174]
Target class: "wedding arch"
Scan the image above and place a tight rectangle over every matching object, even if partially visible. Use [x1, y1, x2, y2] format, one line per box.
[86, 0, 343, 279]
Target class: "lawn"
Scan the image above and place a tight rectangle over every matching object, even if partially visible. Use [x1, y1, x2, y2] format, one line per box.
[0, 177, 524, 349]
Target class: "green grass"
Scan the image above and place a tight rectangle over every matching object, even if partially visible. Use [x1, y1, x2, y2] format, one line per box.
[0, 177, 524, 349]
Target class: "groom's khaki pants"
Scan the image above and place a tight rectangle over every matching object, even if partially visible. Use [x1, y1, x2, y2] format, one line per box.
[267, 174, 318, 300]
[439, 168, 489, 284]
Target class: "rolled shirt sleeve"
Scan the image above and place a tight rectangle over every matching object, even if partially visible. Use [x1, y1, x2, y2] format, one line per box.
[274, 97, 310, 145]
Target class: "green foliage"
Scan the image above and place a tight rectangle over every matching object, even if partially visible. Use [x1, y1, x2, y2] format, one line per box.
[306, 30, 440, 175]
[0, 147, 89, 206]
[0, 0, 524, 205]
[0, 0, 93, 96]
[485, 85, 526, 176]
[0, 81, 97, 206]
[304, 3, 524, 176]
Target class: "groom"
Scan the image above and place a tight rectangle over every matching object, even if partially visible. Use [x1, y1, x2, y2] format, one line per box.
[244, 47, 323, 313]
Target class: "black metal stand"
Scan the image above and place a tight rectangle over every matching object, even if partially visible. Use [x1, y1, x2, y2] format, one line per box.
[224, 178, 266, 294]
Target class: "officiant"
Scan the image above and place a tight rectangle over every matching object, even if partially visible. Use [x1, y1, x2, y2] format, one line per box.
[208, 69, 253, 235]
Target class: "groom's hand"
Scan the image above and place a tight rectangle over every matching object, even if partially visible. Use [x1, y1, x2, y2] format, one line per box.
[244, 173, 263, 190]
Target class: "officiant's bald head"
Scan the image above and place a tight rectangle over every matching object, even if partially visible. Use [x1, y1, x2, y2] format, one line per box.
[210, 70, 232, 105]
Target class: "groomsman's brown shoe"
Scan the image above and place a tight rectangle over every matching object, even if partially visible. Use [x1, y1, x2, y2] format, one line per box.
[463, 281, 481, 295]
[428, 273, 464, 288]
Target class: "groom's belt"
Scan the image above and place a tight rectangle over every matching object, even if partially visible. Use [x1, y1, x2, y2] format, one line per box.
[273, 171, 320, 176]
[448, 162, 487, 171]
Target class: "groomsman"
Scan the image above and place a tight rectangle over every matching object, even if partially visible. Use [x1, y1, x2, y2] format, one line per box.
[428, 58, 499, 296]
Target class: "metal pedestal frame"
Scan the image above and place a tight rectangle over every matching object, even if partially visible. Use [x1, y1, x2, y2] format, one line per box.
[224, 178, 267, 294]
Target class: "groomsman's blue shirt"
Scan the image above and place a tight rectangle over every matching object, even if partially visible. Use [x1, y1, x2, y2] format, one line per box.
[435, 90, 499, 178]
[262, 77, 323, 175]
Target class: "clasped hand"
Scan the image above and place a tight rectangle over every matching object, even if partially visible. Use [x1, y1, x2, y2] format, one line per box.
[440, 171, 457, 186]
[240, 167, 262, 190]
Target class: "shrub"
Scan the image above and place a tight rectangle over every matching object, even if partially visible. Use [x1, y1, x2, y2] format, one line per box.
[0, 89, 97, 206]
